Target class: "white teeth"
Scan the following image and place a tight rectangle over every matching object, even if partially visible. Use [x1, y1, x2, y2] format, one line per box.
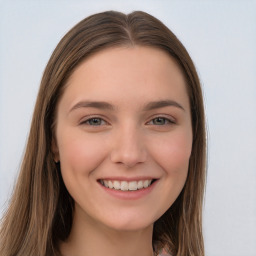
[143, 180, 150, 188]
[128, 181, 137, 191]
[100, 179, 153, 191]
[103, 180, 109, 188]
[108, 180, 114, 189]
[120, 181, 129, 191]
[137, 180, 143, 189]
[113, 180, 121, 190]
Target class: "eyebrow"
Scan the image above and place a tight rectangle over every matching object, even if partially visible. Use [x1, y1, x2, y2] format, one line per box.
[69, 99, 185, 113]
[143, 100, 185, 111]
[69, 101, 115, 112]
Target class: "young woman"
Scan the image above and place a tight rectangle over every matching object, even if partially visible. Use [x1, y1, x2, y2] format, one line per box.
[0, 10, 206, 256]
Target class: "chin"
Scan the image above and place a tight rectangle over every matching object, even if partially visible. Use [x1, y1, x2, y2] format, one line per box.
[99, 211, 157, 232]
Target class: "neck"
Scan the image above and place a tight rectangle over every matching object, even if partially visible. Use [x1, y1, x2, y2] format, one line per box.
[59, 207, 154, 256]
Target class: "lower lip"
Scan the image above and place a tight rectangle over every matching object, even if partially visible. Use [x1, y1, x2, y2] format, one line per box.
[98, 180, 158, 200]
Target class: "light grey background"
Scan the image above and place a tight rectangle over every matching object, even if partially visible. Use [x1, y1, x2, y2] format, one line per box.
[0, 1, 255, 255]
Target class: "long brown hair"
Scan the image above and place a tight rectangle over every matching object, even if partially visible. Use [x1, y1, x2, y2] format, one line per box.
[0, 11, 206, 256]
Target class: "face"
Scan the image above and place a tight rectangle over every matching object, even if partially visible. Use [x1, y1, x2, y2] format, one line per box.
[53, 46, 192, 232]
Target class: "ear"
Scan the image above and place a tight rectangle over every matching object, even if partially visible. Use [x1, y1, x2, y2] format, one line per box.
[51, 137, 60, 163]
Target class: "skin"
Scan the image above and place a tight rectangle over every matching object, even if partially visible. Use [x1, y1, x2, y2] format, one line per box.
[53, 46, 193, 256]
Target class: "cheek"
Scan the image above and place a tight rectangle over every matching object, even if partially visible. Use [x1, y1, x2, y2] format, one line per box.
[143, 131, 192, 220]
[56, 131, 109, 206]
[149, 130, 192, 175]
[57, 130, 108, 175]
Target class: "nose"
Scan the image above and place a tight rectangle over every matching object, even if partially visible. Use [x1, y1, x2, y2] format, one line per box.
[110, 126, 147, 168]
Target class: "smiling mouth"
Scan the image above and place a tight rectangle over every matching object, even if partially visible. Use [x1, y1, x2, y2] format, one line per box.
[98, 179, 157, 191]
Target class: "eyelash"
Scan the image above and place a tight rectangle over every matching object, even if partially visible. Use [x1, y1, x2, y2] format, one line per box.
[80, 117, 108, 126]
[80, 116, 175, 126]
[147, 116, 175, 126]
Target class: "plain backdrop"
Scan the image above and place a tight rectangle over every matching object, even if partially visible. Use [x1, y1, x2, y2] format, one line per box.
[0, 1, 256, 255]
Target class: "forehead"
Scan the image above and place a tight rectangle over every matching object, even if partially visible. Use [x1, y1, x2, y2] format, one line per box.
[59, 46, 189, 111]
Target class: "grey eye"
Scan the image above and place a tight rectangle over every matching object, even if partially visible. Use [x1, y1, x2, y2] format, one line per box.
[152, 117, 169, 125]
[87, 118, 104, 126]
